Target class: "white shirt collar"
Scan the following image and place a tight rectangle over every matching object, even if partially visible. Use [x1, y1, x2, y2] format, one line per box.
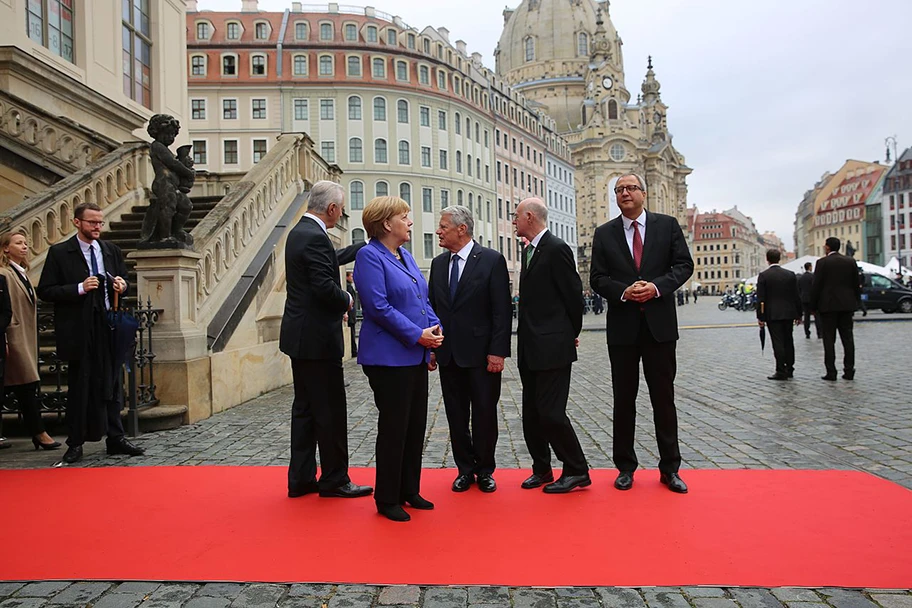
[76, 236, 98, 253]
[621, 210, 647, 230]
[11, 261, 27, 274]
[452, 239, 475, 261]
[530, 228, 548, 248]
[304, 212, 327, 234]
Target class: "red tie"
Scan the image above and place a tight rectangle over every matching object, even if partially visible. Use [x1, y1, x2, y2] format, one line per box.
[632, 221, 643, 270]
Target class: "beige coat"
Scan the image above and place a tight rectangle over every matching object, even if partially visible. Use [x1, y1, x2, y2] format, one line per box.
[2, 265, 39, 385]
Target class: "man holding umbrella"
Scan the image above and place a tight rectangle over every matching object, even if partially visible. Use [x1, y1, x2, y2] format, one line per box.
[37, 203, 145, 464]
[755, 249, 802, 380]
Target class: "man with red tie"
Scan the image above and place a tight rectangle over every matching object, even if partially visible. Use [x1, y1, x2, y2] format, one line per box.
[589, 174, 694, 493]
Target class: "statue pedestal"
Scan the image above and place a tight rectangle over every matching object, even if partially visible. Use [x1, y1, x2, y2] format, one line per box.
[128, 249, 212, 423]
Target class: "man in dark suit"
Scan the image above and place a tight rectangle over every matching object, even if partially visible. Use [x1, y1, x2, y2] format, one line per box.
[513, 197, 589, 494]
[428, 206, 511, 493]
[797, 262, 821, 339]
[279, 180, 372, 499]
[589, 173, 693, 494]
[36, 203, 144, 464]
[756, 249, 803, 380]
[810, 237, 861, 381]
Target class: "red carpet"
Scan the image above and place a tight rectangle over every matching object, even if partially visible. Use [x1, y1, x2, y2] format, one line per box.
[0, 467, 910, 588]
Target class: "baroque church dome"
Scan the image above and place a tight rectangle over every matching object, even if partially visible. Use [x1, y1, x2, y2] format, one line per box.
[495, 0, 622, 133]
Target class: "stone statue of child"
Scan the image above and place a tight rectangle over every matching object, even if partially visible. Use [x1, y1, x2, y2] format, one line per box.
[140, 114, 195, 249]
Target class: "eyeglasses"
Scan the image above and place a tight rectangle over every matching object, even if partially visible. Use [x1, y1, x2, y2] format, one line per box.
[614, 185, 644, 195]
[77, 219, 105, 227]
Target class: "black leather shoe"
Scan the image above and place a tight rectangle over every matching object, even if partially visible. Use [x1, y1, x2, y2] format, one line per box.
[767, 373, 788, 380]
[0, 438, 10, 450]
[614, 471, 634, 491]
[401, 494, 434, 510]
[288, 482, 319, 498]
[543, 473, 592, 494]
[106, 437, 145, 456]
[451, 473, 474, 492]
[842, 373, 854, 380]
[821, 375, 837, 381]
[319, 482, 373, 498]
[477, 474, 496, 493]
[660, 472, 688, 494]
[62, 445, 83, 464]
[521, 471, 554, 489]
[377, 503, 410, 522]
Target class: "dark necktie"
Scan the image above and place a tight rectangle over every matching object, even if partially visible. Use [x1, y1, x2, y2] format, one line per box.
[89, 243, 99, 275]
[525, 245, 534, 266]
[449, 254, 460, 302]
[631, 222, 643, 270]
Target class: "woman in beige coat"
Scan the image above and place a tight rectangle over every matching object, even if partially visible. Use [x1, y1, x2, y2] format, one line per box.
[1, 232, 60, 449]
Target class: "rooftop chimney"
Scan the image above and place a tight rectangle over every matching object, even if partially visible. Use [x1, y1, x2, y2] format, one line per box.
[456, 40, 467, 55]
[241, 0, 258, 12]
[291, 1, 302, 10]
[185, 0, 198, 11]
[438, 27, 449, 42]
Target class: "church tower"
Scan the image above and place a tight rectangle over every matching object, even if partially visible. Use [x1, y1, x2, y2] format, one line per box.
[496, 0, 691, 283]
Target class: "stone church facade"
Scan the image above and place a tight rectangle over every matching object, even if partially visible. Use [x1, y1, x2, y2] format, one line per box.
[495, 0, 691, 283]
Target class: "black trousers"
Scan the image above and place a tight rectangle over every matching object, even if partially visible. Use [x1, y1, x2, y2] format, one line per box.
[6, 382, 46, 437]
[288, 358, 351, 493]
[801, 302, 821, 338]
[363, 364, 428, 505]
[439, 362, 501, 476]
[767, 320, 795, 375]
[348, 322, 358, 356]
[608, 315, 681, 475]
[519, 363, 588, 477]
[66, 360, 124, 447]
[819, 311, 855, 377]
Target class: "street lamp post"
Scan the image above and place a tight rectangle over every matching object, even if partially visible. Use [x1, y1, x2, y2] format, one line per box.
[885, 135, 902, 278]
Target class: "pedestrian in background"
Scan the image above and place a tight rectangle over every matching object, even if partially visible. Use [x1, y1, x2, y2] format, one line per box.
[756, 249, 802, 380]
[797, 262, 821, 339]
[810, 237, 861, 381]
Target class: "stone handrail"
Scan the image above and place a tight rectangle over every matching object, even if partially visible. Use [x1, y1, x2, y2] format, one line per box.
[0, 141, 150, 275]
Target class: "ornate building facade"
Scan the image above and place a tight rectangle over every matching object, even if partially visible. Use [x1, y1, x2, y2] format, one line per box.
[495, 0, 691, 283]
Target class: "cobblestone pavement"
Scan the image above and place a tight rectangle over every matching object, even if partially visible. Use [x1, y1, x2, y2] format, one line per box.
[2, 301, 911, 606]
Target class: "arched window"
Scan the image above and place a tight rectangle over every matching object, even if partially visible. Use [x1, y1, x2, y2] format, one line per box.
[524, 36, 534, 62]
[196, 22, 210, 40]
[191, 55, 206, 76]
[255, 22, 268, 39]
[399, 183, 411, 204]
[251, 55, 266, 75]
[350, 181, 365, 210]
[375, 181, 389, 197]
[345, 23, 358, 41]
[294, 22, 307, 40]
[319, 55, 333, 75]
[293, 55, 307, 76]
[577, 32, 589, 56]
[222, 55, 237, 76]
[348, 96, 362, 120]
[347, 56, 361, 76]
[398, 140, 410, 165]
[373, 97, 387, 121]
[372, 57, 385, 78]
[349, 138, 363, 163]
[227, 22, 241, 40]
[454, 112, 461, 134]
[374, 138, 387, 163]
[352, 228, 366, 244]
[366, 26, 378, 43]
[397, 99, 409, 123]
[608, 99, 618, 120]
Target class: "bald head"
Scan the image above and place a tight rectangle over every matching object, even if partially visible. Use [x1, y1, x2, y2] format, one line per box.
[513, 197, 548, 240]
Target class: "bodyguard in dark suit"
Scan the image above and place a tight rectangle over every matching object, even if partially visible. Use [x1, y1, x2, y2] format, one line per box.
[428, 206, 511, 493]
[810, 237, 861, 381]
[513, 198, 589, 494]
[279, 180, 372, 499]
[36, 203, 144, 464]
[589, 174, 693, 494]
[756, 249, 802, 380]
[797, 262, 821, 339]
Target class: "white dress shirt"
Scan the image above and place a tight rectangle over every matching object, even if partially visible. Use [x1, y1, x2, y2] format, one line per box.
[449, 239, 475, 285]
[621, 210, 647, 258]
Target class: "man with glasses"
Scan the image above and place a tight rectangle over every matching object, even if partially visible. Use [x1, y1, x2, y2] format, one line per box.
[589, 174, 693, 493]
[37, 203, 144, 464]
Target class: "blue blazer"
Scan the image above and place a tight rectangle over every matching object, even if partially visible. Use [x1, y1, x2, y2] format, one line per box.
[354, 239, 441, 366]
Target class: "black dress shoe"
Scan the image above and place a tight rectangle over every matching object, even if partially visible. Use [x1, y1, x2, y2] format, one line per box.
[821, 375, 837, 381]
[0, 438, 10, 450]
[401, 494, 434, 510]
[543, 473, 592, 494]
[614, 471, 634, 491]
[319, 482, 373, 498]
[377, 503, 410, 522]
[62, 445, 83, 464]
[32, 437, 62, 450]
[842, 373, 854, 380]
[520, 471, 554, 489]
[767, 373, 788, 381]
[288, 482, 319, 498]
[477, 474, 497, 493]
[106, 437, 145, 456]
[451, 473, 474, 492]
[660, 472, 688, 494]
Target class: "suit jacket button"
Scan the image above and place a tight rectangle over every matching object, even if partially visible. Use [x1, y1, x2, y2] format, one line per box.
[421, 310, 426, 315]
[413, 278, 417, 283]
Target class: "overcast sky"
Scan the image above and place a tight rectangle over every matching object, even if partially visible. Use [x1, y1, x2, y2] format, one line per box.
[200, 0, 912, 249]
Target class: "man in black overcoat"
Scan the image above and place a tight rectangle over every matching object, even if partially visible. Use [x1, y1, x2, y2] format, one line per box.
[756, 249, 803, 380]
[797, 262, 821, 339]
[428, 205, 511, 493]
[36, 203, 144, 464]
[589, 173, 693, 494]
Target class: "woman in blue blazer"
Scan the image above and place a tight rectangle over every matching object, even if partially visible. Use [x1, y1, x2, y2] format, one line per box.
[354, 196, 444, 522]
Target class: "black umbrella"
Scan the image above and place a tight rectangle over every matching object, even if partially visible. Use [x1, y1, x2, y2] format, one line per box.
[759, 302, 766, 353]
[108, 289, 140, 369]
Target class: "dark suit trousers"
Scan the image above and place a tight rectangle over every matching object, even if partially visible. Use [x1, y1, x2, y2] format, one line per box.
[439, 362, 501, 476]
[7, 382, 46, 436]
[819, 312, 855, 376]
[348, 322, 358, 356]
[767, 320, 795, 375]
[363, 364, 428, 505]
[519, 363, 587, 477]
[288, 358, 351, 493]
[608, 315, 681, 475]
[801, 302, 821, 338]
[65, 360, 125, 447]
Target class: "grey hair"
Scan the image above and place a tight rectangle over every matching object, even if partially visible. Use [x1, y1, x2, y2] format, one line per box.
[618, 173, 647, 191]
[308, 180, 345, 213]
[441, 205, 474, 237]
[523, 198, 548, 224]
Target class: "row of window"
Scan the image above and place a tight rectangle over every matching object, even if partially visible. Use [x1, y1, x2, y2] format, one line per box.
[523, 32, 591, 62]
[495, 161, 543, 196]
[888, 193, 907, 210]
[316, 138, 489, 180]
[547, 190, 576, 215]
[696, 270, 740, 280]
[195, 19, 417, 49]
[190, 98, 264, 120]
[547, 161, 574, 185]
[696, 256, 740, 266]
[494, 129, 545, 167]
[191, 139, 269, 166]
[694, 243, 734, 252]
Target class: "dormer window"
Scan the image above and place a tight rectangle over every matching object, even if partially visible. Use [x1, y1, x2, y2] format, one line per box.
[366, 25, 378, 43]
[387, 28, 397, 45]
[255, 22, 268, 40]
[407, 33, 415, 49]
[196, 22, 210, 40]
[226, 22, 240, 40]
[320, 23, 333, 41]
[344, 23, 357, 41]
[294, 22, 307, 40]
